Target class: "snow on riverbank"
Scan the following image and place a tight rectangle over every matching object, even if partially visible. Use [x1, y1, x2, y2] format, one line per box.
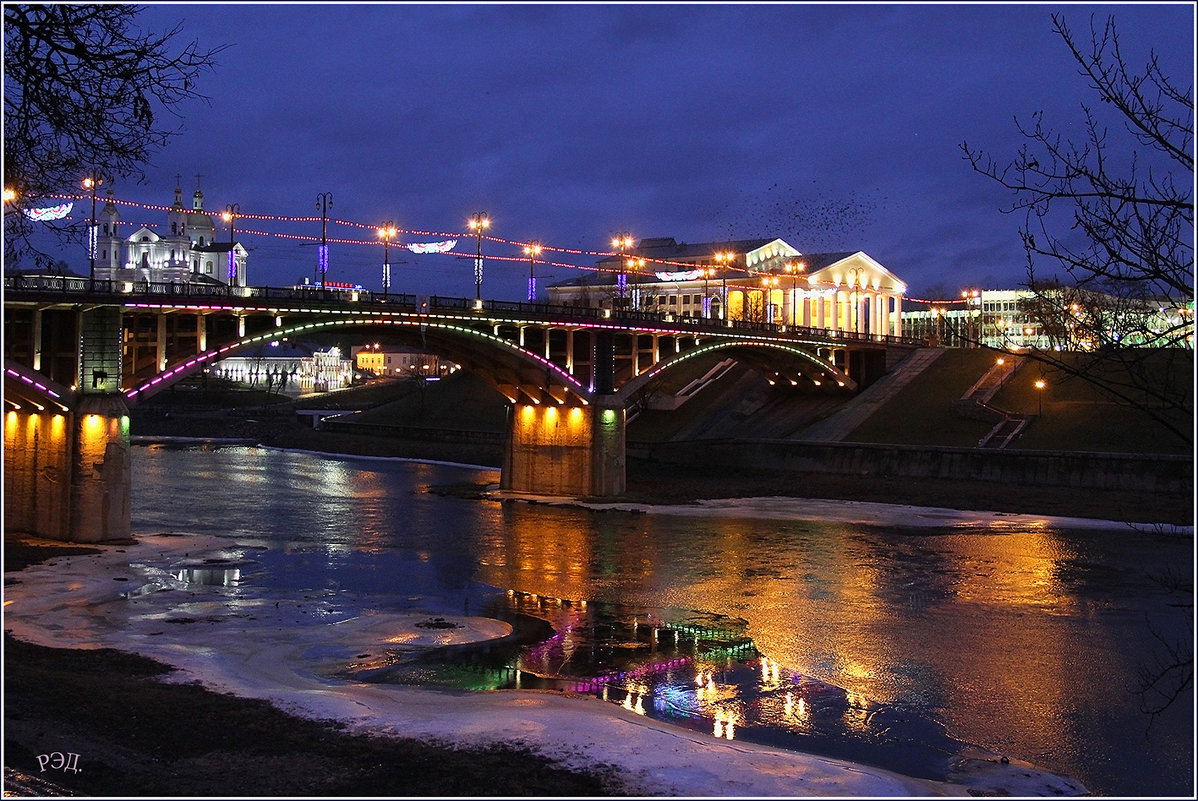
[4, 527, 1089, 797]
[493, 491, 1193, 534]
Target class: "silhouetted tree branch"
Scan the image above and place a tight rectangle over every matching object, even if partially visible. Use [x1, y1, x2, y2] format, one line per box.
[3, 4, 225, 267]
[960, 12, 1193, 445]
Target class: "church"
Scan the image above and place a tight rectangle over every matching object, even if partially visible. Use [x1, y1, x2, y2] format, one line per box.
[92, 178, 248, 287]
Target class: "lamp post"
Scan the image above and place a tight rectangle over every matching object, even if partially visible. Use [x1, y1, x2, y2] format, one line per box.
[316, 192, 333, 287]
[612, 233, 633, 306]
[846, 265, 866, 334]
[626, 257, 645, 309]
[468, 212, 490, 300]
[761, 276, 779, 324]
[83, 172, 103, 287]
[702, 268, 713, 318]
[524, 241, 542, 302]
[785, 261, 805, 326]
[714, 251, 734, 320]
[221, 203, 241, 286]
[1034, 378, 1046, 416]
[377, 221, 397, 297]
[961, 288, 981, 346]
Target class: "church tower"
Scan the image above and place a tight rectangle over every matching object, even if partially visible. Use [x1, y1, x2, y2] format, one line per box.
[186, 176, 216, 248]
[97, 189, 122, 275]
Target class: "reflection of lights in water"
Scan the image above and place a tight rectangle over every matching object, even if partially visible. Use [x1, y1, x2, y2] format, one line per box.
[713, 711, 737, 740]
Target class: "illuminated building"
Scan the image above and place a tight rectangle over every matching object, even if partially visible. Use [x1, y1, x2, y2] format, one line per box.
[351, 344, 457, 379]
[92, 176, 248, 287]
[210, 341, 353, 394]
[904, 289, 1194, 351]
[547, 237, 908, 337]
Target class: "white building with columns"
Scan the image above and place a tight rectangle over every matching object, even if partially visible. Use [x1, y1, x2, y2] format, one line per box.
[546, 237, 906, 337]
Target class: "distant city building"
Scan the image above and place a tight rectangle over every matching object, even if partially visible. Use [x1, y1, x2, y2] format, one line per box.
[92, 177, 248, 287]
[211, 341, 353, 394]
[546, 237, 908, 337]
[904, 288, 1194, 350]
[352, 344, 457, 378]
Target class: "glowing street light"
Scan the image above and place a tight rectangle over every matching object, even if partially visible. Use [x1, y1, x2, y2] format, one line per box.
[612, 233, 633, 305]
[524, 241, 542, 301]
[785, 261, 806, 326]
[468, 212, 490, 300]
[378, 221, 397, 297]
[702, 267, 715, 318]
[714, 251, 735, 319]
[83, 172, 104, 286]
[626, 257, 645, 309]
[761, 276, 779, 324]
[1034, 378, 1046, 416]
[222, 203, 241, 286]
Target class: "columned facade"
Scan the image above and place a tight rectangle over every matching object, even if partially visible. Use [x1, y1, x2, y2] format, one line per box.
[548, 240, 906, 338]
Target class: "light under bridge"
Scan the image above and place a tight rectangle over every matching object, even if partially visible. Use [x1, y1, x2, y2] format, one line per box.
[3, 277, 924, 542]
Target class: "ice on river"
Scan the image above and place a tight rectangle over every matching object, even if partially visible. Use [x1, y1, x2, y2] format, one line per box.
[4, 522, 1091, 798]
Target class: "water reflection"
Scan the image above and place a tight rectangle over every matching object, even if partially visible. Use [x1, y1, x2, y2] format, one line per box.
[343, 588, 974, 782]
[128, 447, 1193, 796]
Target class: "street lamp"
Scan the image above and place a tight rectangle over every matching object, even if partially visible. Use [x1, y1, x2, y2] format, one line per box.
[316, 192, 333, 287]
[83, 172, 104, 286]
[785, 261, 805, 326]
[468, 212, 490, 301]
[761, 276, 779, 324]
[524, 241, 542, 302]
[846, 265, 866, 334]
[626, 257, 645, 309]
[961, 288, 981, 346]
[221, 203, 241, 286]
[702, 267, 714, 318]
[612, 233, 633, 305]
[714, 251, 735, 319]
[378, 221, 397, 297]
[1034, 378, 1046, 415]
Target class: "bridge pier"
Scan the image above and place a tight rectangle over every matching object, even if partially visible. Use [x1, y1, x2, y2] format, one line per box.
[501, 398, 626, 497]
[3, 394, 131, 542]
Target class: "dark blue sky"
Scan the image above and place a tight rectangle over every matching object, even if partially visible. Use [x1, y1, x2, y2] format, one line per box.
[53, 3, 1196, 300]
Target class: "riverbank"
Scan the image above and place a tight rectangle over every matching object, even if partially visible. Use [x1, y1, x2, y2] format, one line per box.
[4, 532, 1087, 798]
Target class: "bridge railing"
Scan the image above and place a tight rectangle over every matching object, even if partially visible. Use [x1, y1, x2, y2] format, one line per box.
[3, 275, 925, 346]
[2, 274, 423, 307]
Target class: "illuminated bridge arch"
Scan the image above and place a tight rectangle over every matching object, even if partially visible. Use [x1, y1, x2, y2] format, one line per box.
[4, 360, 76, 413]
[124, 315, 594, 407]
[618, 338, 856, 403]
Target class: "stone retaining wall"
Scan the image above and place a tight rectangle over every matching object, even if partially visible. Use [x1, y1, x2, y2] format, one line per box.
[630, 439, 1192, 494]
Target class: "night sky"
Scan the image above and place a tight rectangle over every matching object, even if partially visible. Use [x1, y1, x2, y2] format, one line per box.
[37, 3, 1196, 301]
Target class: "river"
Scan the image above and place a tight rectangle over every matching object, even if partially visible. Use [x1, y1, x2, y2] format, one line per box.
[129, 443, 1192, 797]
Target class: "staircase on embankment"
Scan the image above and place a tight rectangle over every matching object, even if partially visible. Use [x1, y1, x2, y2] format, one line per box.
[953, 355, 1032, 449]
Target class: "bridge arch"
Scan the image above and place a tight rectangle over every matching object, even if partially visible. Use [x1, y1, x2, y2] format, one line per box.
[124, 315, 596, 407]
[618, 338, 856, 403]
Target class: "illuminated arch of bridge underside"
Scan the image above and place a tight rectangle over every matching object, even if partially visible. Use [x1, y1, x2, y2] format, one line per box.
[124, 315, 858, 411]
[124, 314, 859, 410]
[623, 340, 856, 399]
[123, 316, 592, 406]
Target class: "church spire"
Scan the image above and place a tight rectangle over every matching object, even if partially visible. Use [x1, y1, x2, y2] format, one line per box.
[192, 173, 204, 211]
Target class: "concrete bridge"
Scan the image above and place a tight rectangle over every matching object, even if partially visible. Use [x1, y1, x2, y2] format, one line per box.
[3, 276, 923, 541]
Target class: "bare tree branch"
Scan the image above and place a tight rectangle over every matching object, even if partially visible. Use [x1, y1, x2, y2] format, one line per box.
[960, 11, 1193, 446]
[3, 4, 226, 267]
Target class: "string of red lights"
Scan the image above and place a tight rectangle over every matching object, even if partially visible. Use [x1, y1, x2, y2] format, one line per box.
[36, 191, 978, 300]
